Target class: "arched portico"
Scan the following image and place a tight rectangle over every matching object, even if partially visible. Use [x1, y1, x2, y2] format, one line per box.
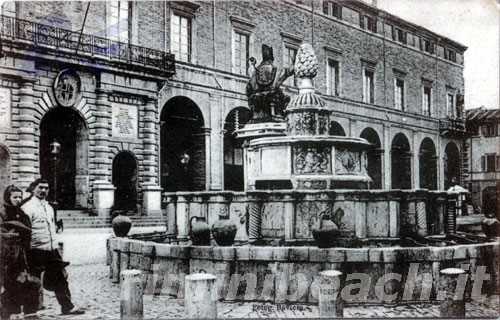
[360, 127, 382, 189]
[444, 142, 461, 189]
[391, 133, 412, 189]
[160, 96, 206, 192]
[419, 138, 437, 190]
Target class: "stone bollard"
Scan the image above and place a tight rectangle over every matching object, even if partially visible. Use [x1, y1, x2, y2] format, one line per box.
[185, 273, 217, 319]
[318, 270, 343, 318]
[439, 268, 466, 318]
[120, 270, 143, 320]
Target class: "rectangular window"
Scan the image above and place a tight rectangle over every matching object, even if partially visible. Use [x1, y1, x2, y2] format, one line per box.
[323, 1, 342, 19]
[232, 31, 249, 75]
[420, 38, 434, 54]
[1, 1, 15, 17]
[363, 69, 374, 104]
[394, 78, 404, 110]
[422, 86, 432, 116]
[171, 12, 191, 62]
[108, 1, 129, 43]
[326, 59, 340, 96]
[360, 15, 377, 32]
[486, 154, 496, 172]
[392, 27, 406, 44]
[284, 46, 297, 86]
[482, 123, 499, 137]
[445, 48, 457, 62]
[446, 93, 455, 118]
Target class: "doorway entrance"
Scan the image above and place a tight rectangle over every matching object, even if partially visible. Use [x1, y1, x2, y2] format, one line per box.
[112, 152, 138, 212]
[40, 107, 88, 209]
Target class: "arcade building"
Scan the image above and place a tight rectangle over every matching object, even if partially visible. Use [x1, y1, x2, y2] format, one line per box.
[0, 0, 467, 216]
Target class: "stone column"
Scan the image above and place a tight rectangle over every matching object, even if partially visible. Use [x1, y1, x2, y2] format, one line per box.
[141, 98, 162, 216]
[92, 89, 114, 216]
[383, 125, 391, 190]
[445, 196, 457, 234]
[176, 195, 189, 241]
[435, 194, 447, 235]
[185, 273, 217, 319]
[415, 196, 427, 237]
[412, 132, 420, 189]
[15, 77, 38, 190]
[283, 194, 295, 243]
[120, 270, 143, 320]
[165, 194, 177, 235]
[318, 270, 343, 318]
[203, 128, 212, 190]
[209, 95, 223, 191]
[247, 193, 262, 243]
[438, 268, 466, 318]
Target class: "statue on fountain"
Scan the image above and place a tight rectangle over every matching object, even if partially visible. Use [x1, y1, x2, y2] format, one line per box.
[246, 44, 294, 123]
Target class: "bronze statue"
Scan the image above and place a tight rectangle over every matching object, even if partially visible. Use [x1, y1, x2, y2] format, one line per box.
[246, 44, 294, 122]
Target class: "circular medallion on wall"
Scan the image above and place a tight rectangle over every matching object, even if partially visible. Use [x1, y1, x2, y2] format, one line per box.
[53, 69, 81, 107]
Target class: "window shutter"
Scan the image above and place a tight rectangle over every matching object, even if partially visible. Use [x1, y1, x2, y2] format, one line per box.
[323, 1, 328, 14]
[359, 14, 364, 29]
[481, 155, 486, 171]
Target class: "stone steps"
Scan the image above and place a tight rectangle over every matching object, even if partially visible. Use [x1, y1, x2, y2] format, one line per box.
[58, 211, 166, 228]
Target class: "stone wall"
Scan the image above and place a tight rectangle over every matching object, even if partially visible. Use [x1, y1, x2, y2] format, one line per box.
[107, 238, 500, 304]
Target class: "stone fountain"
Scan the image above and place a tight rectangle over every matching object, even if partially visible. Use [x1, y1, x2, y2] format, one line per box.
[107, 43, 499, 305]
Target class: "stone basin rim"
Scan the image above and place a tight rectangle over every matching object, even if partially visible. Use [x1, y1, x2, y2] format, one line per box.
[249, 135, 372, 147]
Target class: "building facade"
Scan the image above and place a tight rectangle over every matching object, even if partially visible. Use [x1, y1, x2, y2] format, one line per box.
[0, 0, 467, 215]
[464, 107, 500, 216]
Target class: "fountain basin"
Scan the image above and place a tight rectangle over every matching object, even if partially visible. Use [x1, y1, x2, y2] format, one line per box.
[246, 135, 372, 190]
[108, 238, 499, 304]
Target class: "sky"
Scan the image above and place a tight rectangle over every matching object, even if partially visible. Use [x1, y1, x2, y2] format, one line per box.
[375, 0, 500, 109]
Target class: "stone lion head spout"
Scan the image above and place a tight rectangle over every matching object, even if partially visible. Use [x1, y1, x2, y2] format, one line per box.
[262, 44, 274, 62]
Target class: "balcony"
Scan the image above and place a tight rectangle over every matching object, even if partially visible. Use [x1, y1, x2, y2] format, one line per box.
[439, 117, 466, 137]
[0, 15, 175, 77]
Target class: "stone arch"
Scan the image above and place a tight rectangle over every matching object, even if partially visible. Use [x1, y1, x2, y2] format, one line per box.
[39, 107, 89, 209]
[223, 107, 251, 191]
[160, 96, 206, 191]
[391, 132, 412, 189]
[329, 121, 346, 136]
[419, 137, 437, 190]
[35, 90, 92, 129]
[360, 127, 382, 189]
[0, 144, 11, 204]
[444, 141, 461, 189]
[112, 151, 138, 212]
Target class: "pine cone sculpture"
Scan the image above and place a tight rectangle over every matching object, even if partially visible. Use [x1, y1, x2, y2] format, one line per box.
[294, 43, 318, 78]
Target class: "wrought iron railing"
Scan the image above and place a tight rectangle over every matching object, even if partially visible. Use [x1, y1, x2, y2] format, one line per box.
[0, 15, 175, 74]
[439, 117, 466, 136]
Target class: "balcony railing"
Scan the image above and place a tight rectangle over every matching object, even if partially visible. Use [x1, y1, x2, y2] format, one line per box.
[0, 15, 175, 76]
[439, 117, 466, 137]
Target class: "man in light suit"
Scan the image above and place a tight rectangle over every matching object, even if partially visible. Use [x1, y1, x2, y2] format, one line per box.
[22, 178, 84, 315]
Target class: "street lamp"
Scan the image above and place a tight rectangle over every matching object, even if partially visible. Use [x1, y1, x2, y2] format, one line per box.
[50, 140, 61, 208]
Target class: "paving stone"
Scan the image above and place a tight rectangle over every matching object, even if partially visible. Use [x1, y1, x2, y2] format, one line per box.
[33, 264, 499, 319]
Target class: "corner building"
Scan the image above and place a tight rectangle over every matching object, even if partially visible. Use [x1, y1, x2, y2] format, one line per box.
[0, 0, 467, 215]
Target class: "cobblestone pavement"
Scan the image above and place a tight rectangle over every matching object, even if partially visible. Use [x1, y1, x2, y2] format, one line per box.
[33, 264, 499, 319]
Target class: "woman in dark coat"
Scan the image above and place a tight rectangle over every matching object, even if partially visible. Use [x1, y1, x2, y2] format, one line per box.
[1, 185, 40, 319]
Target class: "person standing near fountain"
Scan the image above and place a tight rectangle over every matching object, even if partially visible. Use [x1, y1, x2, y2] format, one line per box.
[21, 178, 85, 315]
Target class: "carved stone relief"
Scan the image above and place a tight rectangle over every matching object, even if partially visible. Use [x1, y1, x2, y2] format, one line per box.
[293, 145, 331, 174]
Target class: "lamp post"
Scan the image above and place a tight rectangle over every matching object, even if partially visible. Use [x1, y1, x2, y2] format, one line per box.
[50, 140, 61, 208]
